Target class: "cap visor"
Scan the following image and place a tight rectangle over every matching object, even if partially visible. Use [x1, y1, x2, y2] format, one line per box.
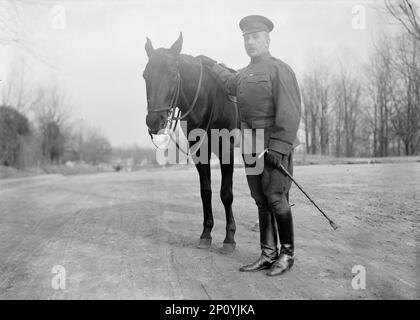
[242, 28, 267, 35]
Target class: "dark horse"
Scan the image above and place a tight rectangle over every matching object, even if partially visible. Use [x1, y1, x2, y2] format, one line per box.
[144, 33, 240, 253]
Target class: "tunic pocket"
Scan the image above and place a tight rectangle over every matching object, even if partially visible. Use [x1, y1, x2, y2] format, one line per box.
[246, 74, 270, 83]
[251, 118, 275, 128]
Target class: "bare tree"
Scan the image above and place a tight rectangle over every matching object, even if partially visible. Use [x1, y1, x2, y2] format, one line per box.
[332, 53, 363, 157]
[0, 55, 39, 114]
[0, 0, 40, 59]
[0, 1, 28, 45]
[0, 1, 56, 69]
[369, 1, 420, 156]
[385, 0, 420, 41]
[32, 82, 71, 163]
[391, 33, 420, 155]
[301, 53, 331, 155]
[33, 82, 70, 127]
[81, 127, 112, 165]
[69, 122, 112, 165]
[302, 74, 319, 154]
[365, 35, 397, 157]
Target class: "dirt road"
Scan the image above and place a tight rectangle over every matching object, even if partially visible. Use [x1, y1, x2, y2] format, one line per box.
[0, 162, 419, 299]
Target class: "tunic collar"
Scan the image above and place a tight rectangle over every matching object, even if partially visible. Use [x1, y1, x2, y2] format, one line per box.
[250, 51, 271, 64]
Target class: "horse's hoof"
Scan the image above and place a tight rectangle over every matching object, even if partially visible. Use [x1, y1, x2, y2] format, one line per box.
[197, 238, 212, 249]
[220, 242, 236, 254]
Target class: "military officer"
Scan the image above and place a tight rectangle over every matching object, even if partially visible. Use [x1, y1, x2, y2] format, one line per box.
[197, 15, 301, 276]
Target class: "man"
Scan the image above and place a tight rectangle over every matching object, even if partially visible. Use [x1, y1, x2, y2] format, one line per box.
[198, 15, 301, 276]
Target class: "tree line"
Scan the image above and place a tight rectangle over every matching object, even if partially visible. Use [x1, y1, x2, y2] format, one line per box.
[0, 77, 113, 168]
[0, 1, 156, 170]
[0, 64, 154, 169]
[301, 0, 420, 157]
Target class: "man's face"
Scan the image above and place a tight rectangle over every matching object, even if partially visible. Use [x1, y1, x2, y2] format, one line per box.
[243, 31, 270, 58]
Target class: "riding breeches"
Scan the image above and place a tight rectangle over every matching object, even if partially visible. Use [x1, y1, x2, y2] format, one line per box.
[244, 152, 294, 259]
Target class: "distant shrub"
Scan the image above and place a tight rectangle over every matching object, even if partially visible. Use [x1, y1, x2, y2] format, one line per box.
[0, 106, 30, 167]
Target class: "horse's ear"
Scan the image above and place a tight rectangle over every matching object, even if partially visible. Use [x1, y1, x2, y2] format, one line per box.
[170, 32, 183, 56]
[145, 37, 154, 58]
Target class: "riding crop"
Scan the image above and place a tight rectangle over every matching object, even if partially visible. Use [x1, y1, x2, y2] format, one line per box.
[259, 149, 339, 231]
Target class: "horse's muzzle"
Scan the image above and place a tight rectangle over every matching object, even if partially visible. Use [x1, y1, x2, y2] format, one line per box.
[146, 112, 167, 134]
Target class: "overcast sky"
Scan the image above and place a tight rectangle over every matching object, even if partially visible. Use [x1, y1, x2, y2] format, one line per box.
[1, 0, 397, 147]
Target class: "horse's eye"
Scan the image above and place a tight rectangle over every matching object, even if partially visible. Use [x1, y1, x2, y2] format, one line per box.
[168, 62, 178, 75]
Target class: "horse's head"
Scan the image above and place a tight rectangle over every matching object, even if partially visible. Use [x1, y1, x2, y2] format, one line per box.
[144, 33, 183, 134]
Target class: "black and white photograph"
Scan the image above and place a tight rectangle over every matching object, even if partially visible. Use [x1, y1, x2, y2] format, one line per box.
[0, 0, 419, 303]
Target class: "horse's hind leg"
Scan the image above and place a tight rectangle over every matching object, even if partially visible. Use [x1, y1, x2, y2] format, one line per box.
[219, 146, 236, 254]
[195, 162, 213, 249]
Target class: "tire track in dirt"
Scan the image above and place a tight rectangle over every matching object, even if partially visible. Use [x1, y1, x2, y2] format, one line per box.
[0, 178, 93, 298]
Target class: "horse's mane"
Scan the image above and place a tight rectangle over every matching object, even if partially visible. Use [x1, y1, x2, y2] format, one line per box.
[178, 53, 199, 67]
[152, 51, 236, 96]
[178, 53, 239, 128]
[178, 54, 235, 97]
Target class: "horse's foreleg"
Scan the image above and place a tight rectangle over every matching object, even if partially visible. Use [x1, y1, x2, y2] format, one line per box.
[195, 162, 213, 249]
[219, 146, 236, 254]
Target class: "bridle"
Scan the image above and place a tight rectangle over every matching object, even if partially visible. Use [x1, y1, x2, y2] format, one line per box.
[148, 59, 213, 157]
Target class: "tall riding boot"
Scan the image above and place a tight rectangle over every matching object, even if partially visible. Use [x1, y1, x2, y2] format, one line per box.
[239, 205, 279, 272]
[266, 208, 294, 276]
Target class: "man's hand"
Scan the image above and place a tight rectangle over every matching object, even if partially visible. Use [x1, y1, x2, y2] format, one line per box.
[196, 55, 217, 67]
[265, 149, 286, 168]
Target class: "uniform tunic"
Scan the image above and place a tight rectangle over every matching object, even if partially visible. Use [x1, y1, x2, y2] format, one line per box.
[211, 52, 301, 155]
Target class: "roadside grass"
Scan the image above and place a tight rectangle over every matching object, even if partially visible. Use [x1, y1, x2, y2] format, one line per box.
[293, 154, 420, 166]
[0, 163, 113, 179]
[1, 154, 419, 180]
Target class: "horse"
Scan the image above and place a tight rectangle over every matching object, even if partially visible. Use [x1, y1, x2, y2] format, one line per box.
[143, 33, 240, 253]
